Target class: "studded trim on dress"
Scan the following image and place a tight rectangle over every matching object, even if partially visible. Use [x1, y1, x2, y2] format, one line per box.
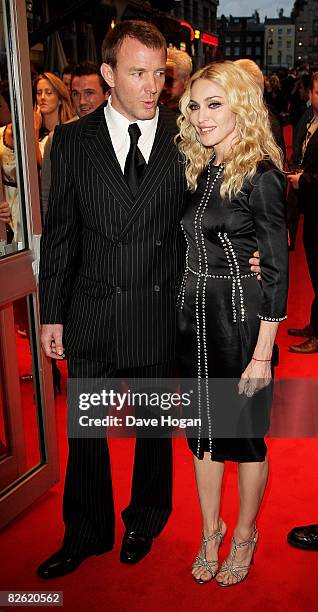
[257, 314, 287, 322]
[218, 232, 246, 323]
[179, 163, 224, 457]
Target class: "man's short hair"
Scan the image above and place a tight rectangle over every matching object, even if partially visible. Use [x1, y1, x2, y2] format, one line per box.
[167, 47, 192, 78]
[101, 20, 167, 69]
[62, 64, 75, 77]
[71, 61, 109, 93]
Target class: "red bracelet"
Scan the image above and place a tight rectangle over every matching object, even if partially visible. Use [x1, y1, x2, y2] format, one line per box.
[252, 357, 271, 362]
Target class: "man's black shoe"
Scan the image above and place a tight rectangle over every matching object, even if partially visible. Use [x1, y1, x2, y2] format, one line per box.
[287, 524, 318, 550]
[37, 547, 110, 579]
[288, 324, 313, 337]
[120, 531, 153, 564]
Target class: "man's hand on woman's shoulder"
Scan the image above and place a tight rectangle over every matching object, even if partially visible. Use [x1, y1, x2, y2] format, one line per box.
[249, 250, 261, 280]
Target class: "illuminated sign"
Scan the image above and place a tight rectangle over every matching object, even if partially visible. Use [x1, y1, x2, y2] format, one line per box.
[179, 20, 218, 48]
[201, 32, 218, 47]
[180, 20, 195, 41]
[180, 42, 186, 51]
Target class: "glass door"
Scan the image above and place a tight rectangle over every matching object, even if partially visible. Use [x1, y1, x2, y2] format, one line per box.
[0, 0, 59, 528]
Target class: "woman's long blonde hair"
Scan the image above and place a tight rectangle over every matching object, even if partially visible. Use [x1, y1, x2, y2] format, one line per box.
[34, 72, 75, 125]
[177, 61, 283, 199]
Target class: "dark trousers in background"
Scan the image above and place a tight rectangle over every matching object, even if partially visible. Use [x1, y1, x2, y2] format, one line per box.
[303, 215, 318, 337]
[62, 358, 175, 557]
[286, 186, 301, 250]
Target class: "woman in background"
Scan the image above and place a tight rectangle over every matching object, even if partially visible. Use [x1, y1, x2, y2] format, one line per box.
[264, 73, 286, 121]
[33, 72, 75, 166]
[0, 81, 20, 243]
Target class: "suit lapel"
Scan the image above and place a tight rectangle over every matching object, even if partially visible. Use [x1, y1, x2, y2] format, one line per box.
[79, 103, 133, 214]
[116, 107, 179, 241]
[79, 104, 179, 229]
[303, 125, 318, 166]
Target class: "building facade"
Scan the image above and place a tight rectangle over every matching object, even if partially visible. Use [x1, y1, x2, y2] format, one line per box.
[264, 18, 295, 72]
[26, 0, 219, 72]
[169, 0, 219, 68]
[292, 0, 318, 66]
[171, 0, 217, 33]
[217, 14, 265, 68]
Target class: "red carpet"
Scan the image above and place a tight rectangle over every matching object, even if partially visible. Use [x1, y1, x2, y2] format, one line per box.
[1, 139, 318, 609]
[1, 436, 318, 611]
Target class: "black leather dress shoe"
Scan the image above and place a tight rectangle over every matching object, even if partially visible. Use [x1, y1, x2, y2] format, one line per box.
[287, 524, 318, 550]
[37, 547, 110, 579]
[288, 324, 313, 337]
[120, 531, 153, 564]
[289, 337, 318, 354]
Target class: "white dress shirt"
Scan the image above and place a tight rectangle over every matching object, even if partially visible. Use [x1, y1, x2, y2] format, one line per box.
[104, 96, 159, 173]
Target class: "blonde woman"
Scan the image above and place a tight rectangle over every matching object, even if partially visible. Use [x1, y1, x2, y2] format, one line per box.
[33, 72, 75, 166]
[177, 61, 288, 586]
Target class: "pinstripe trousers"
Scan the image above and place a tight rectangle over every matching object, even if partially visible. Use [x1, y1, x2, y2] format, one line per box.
[62, 357, 175, 556]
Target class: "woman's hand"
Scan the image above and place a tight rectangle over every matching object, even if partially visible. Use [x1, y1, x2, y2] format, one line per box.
[0, 200, 11, 223]
[33, 104, 42, 134]
[238, 359, 272, 398]
[33, 104, 44, 168]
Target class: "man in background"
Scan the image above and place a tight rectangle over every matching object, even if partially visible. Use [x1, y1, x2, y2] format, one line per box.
[160, 46, 192, 112]
[70, 60, 110, 117]
[288, 72, 318, 355]
[41, 61, 109, 220]
[61, 64, 74, 93]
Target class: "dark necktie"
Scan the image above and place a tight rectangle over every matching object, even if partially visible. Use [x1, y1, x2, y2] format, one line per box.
[124, 123, 146, 197]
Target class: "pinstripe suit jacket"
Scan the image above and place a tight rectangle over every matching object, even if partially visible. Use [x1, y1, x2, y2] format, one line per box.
[39, 103, 187, 367]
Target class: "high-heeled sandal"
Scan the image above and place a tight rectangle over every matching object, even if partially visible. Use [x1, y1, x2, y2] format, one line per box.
[216, 527, 258, 587]
[192, 525, 224, 584]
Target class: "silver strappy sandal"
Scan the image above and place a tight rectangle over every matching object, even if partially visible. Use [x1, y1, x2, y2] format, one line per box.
[192, 527, 224, 584]
[216, 527, 258, 587]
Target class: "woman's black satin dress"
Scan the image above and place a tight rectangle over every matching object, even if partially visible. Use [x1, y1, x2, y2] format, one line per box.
[177, 161, 288, 462]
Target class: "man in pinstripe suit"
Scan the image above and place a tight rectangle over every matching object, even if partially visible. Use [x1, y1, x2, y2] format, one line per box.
[37, 21, 187, 578]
